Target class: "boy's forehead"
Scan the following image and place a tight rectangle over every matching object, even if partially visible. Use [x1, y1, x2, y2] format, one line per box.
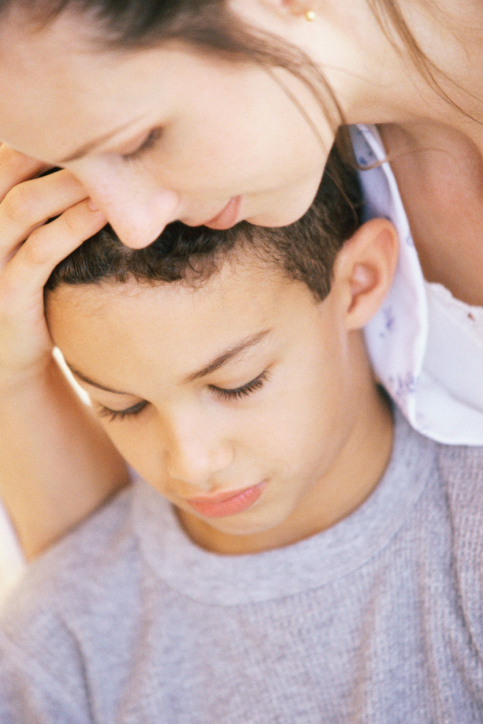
[47, 252, 319, 363]
[49, 248, 294, 318]
[45, 250, 348, 425]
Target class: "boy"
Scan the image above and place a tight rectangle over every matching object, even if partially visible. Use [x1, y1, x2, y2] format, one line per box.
[1, 146, 483, 723]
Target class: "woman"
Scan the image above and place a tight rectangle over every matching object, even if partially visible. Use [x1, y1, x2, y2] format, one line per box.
[0, 0, 482, 560]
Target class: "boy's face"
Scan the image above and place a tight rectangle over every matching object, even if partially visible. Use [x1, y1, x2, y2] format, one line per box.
[47, 248, 390, 554]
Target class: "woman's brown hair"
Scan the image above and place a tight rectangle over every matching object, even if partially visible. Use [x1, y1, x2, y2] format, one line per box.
[2, 0, 477, 145]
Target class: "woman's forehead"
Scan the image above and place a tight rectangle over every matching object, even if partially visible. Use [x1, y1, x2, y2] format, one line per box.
[0, 19, 155, 154]
[0, 13, 232, 162]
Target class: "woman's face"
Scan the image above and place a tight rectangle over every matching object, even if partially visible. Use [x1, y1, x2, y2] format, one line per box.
[0, 9, 336, 247]
[0, 0, 431, 247]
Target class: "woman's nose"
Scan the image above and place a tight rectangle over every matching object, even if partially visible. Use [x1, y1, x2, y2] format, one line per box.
[77, 163, 181, 248]
[165, 423, 233, 489]
[94, 187, 180, 248]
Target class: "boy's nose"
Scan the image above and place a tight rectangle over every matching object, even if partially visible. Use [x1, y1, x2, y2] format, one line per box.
[165, 425, 233, 490]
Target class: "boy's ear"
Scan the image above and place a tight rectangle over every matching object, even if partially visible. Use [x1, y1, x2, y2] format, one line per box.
[332, 218, 398, 331]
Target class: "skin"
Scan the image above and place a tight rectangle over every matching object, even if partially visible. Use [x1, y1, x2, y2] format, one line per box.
[0, 42, 330, 247]
[1, 0, 483, 555]
[1, 0, 481, 247]
[0, 23, 333, 249]
[45, 220, 396, 555]
[380, 123, 483, 307]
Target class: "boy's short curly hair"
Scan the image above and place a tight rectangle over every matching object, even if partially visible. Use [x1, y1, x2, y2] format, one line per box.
[45, 138, 362, 303]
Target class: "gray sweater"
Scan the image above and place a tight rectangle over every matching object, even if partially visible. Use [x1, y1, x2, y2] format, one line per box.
[1, 411, 483, 723]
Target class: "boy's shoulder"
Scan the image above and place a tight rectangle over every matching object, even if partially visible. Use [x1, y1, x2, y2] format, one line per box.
[1, 416, 483, 721]
[428, 438, 483, 655]
[395, 413, 483, 526]
[0, 482, 150, 719]
[433, 440, 483, 578]
[425, 432, 483, 528]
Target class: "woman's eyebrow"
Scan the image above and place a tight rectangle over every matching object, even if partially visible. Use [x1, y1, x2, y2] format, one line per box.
[56, 118, 143, 163]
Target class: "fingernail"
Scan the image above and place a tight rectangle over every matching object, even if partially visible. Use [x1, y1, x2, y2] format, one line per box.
[87, 199, 99, 211]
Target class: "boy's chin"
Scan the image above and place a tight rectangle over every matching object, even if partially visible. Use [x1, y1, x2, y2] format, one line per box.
[175, 504, 292, 554]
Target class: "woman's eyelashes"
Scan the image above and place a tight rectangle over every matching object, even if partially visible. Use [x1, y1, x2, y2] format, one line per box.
[122, 128, 162, 161]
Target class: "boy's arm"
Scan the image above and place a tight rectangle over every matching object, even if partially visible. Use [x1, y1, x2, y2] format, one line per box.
[0, 145, 127, 559]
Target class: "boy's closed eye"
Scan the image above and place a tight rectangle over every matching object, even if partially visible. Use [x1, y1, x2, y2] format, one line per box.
[94, 369, 271, 423]
[210, 369, 269, 401]
[96, 400, 149, 423]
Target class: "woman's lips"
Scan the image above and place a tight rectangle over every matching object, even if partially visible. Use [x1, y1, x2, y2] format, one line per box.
[203, 196, 242, 230]
[185, 480, 267, 518]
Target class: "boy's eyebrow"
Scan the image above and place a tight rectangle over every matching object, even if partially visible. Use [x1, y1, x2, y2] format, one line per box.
[66, 366, 135, 396]
[65, 329, 271, 395]
[184, 329, 271, 383]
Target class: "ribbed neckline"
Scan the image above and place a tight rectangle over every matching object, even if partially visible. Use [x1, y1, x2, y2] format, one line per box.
[132, 410, 436, 605]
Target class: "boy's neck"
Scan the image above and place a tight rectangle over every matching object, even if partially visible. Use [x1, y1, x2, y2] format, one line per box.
[178, 341, 394, 556]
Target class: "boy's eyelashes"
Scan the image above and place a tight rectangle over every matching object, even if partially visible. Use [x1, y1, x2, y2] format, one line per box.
[209, 370, 269, 401]
[96, 400, 148, 423]
[94, 370, 270, 422]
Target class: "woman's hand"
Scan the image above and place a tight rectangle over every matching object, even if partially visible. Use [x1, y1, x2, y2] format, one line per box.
[0, 144, 127, 559]
[0, 143, 106, 385]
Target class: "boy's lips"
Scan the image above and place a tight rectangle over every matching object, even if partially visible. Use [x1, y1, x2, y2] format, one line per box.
[203, 196, 241, 230]
[185, 480, 267, 518]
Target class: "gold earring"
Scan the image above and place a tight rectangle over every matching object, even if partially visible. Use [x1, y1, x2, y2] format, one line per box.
[305, 9, 316, 21]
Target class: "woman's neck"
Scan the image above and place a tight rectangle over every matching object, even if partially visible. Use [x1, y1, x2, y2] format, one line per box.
[309, 1, 483, 132]
[380, 122, 483, 306]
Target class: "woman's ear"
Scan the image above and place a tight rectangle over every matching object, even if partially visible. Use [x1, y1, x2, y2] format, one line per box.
[255, 0, 319, 20]
[332, 218, 398, 331]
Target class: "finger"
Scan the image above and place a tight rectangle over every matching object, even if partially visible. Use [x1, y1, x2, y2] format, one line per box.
[0, 168, 90, 256]
[0, 144, 48, 201]
[4, 199, 107, 293]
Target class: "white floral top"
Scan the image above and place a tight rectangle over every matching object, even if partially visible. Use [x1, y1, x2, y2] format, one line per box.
[354, 124, 483, 444]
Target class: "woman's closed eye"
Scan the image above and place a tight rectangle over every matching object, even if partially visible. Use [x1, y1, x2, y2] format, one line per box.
[96, 400, 149, 422]
[122, 128, 162, 162]
[210, 370, 269, 401]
